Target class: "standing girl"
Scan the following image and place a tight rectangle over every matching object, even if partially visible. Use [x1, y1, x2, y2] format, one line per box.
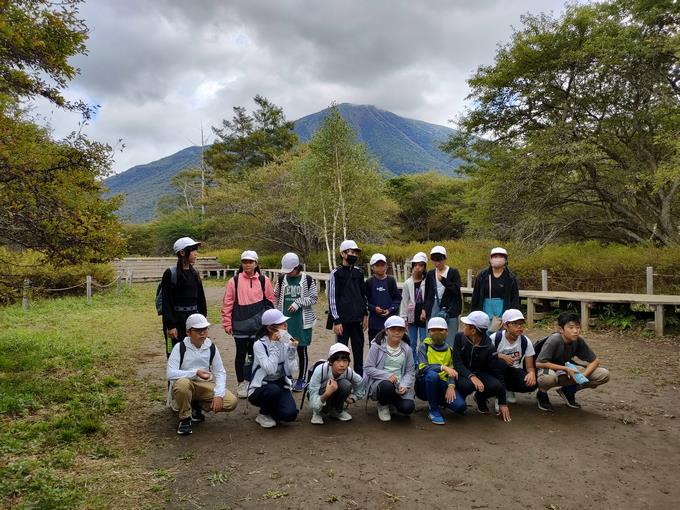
[470, 247, 520, 331]
[400, 251, 428, 362]
[424, 245, 462, 347]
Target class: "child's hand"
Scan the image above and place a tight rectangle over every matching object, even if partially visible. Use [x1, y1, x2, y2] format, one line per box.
[398, 386, 408, 395]
[388, 374, 398, 384]
[498, 404, 512, 422]
[445, 384, 456, 403]
[324, 378, 338, 397]
[168, 328, 178, 340]
[499, 353, 514, 367]
[196, 369, 211, 380]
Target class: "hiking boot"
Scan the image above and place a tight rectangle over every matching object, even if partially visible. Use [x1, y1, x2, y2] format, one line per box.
[255, 413, 277, 428]
[329, 408, 352, 421]
[191, 402, 205, 423]
[236, 381, 248, 399]
[428, 409, 445, 425]
[377, 404, 392, 422]
[506, 391, 517, 404]
[292, 379, 305, 392]
[311, 411, 324, 425]
[475, 393, 490, 414]
[177, 417, 192, 435]
[537, 391, 554, 412]
[557, 388, 582, 409]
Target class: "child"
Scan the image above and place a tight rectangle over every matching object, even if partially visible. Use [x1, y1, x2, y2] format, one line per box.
[470, 247, 520, 331]
[400, 251, 428, 363]
[247, 309, 299, 428]
[366, 253, 401, 342]
[415, 317, 466, 425]
[274, 252, 318, 392]
[363, 316, 416, 421]
[167, 314, 238, 435]
[424, 246, 462, 347]
[307, 343, 366, 425]
[535, 311, 610, 412]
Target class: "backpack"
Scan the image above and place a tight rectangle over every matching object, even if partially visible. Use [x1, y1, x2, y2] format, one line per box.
[532, 335, 551, 361]
[299, 360, 355, 410]
[416, 342, 453, 377]
[493, 330, 529, 365]
[278, 273, 313, 294]
[155, 266, 177, 315]
[178, 340, 216, 369]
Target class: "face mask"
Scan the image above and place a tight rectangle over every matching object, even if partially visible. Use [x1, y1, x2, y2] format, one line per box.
[430, 332, 447, 344]
[278, 330, 293, 344]
[346, 255, 358, 265]
[490, 257, 506, 269]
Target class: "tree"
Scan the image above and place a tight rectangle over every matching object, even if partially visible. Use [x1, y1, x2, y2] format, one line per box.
[444, 0, 680, 246]
[156, 166, 208, 216]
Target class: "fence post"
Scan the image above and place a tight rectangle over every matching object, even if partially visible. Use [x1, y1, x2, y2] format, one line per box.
[86, 275, 92, 304]
[318, 263, 322, 273]
[22, 278, 30, 311]
[541, 269, 549, 291]
[646, 266, 654, 295]
[117, 272, 122, 293]
[366, 263, 371, 276]
[467, 269, 473, 288]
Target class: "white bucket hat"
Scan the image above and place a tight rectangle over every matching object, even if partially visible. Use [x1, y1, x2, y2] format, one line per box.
[412, 252, 427, 264]
[430, 245, 447, 257]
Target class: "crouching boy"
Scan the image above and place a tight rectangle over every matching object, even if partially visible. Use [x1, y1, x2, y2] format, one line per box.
[535, 312, 610, 412]
[307, 343, 365, 424]
[167, 314, 238, 435]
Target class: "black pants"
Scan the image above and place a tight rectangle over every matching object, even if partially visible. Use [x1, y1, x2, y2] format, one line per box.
[376, 380, 415, 415]
[499, 365, 537, 393]
[297, 346, 309, 381]
[368, 328, 382, 344]
[456, 371, 506, 405]
[336, 321, 365, 375]
[163, 314, 190, 357]
[248, 379, 298, 422]
[234, 336, 255, 382]
[319, 378, 352, 413]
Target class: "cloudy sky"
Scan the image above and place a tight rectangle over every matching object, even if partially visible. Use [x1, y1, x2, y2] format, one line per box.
[37, 0, 571, 174]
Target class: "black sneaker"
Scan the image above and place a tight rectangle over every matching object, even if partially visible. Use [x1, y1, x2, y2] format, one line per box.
[474, 393, 490, 414]
[177, 417, 192, 435]
[556, 388, 581, 409]
[536, 391, 554, 412]
[191, 402, 205, 422]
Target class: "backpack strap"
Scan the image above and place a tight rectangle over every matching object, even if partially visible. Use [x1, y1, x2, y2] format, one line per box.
[209, 343, 216, 367]
[493, 330, 503, 349]
[259, 274, 266, 293]
[306, 274, 313, 287]
[250, 340, 269, 380]
[179, 340, 216, 369]
[169, 266, 177, 285]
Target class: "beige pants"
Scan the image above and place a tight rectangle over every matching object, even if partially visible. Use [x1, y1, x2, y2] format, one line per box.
[171, 378, 238, 419]
[538, 366, 610, 392]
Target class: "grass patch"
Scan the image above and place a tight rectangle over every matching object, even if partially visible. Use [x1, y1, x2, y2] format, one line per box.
[0, 284, 164, 509]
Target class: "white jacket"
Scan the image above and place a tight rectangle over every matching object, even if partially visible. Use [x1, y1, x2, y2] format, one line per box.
[166, 338, 226, 398]
[247, 335, 298, 396]
[399, 277, 427, 324]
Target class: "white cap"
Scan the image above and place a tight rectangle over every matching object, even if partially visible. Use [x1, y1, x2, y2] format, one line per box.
[412, 252, 427, 264]
[328, 342, 351, 359]
[185, 313, 210, 330]
[281, 252, 300, 273]
[490, 247, 508, 257]
[369, 253, 387, 266]
[384, 316, 406, 329]
[240, 250, 259, 262]
[460, 311, 490, 330]
[502, 309, 525, 323]
[427, 317, 449, 330]
[173, 237, 201, 254]
[430, 245, 447, 257]
[261, 309, 289, 326]
[339, 239, 360, 253]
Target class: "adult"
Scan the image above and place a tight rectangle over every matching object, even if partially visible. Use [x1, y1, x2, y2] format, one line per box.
[161, 237, 207, 357]
[248, 309, 299, 428]
[424, 245, 462, 347]
[327, 239, 368, 375]
[471, 247, 520, 331]
[400, 251, 428, 362]
[167, 314, 237, 435]
[274, 252, 318, 392]
[363, 316, 416, 422]
[366, 253, 401, 342]
[221, 250, 275, 398]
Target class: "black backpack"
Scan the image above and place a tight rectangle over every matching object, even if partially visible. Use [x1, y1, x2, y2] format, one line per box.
[155, 266, 177, 315]
[178, 340, 216, 369]
[278, 273, 313, 292]
[532, 335, 551, 361]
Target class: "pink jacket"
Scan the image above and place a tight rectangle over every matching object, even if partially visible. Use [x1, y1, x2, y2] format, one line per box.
[221, 271, 275, 331]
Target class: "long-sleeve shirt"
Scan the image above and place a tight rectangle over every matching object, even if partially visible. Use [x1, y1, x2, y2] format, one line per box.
[365, 275, 402, 331]
[166, 338, 226, 398]
[221, 271, 275, 331]
[307, 362, 365, 413]
[328, 265, 368, 324]
[161, 266, 207, 330]
[248, 336, 299, 395]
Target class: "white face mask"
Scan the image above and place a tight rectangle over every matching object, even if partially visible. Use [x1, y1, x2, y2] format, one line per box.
[278, 330, 293, 344]
[490, 256, 506, 269]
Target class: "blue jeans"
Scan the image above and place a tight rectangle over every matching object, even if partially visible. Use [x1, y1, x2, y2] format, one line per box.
[415, 371, 466, 414]
[408, 324, 427, 362]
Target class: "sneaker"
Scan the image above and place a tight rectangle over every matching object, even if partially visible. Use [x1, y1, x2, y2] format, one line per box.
[311, 411, 324, 425]
[475, 393, 490, 414]
[536, 391, 554, 412]
[255, 413, 277, 428]
[506, 391, 517, 404]
[328, 409, 352, 421]
[190, 402, 205, 423]
[292, 379, 305, 392]
[556, 388, 582, 409]
[428, 409, 445, 425]
[177, 417, 192, 435]
[494, 398, 500, 415]
[236, 381, 248, 399]
[377, 404, 392, 422]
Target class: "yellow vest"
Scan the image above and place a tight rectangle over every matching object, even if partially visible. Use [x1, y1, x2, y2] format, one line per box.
[419, 337, 454, 382]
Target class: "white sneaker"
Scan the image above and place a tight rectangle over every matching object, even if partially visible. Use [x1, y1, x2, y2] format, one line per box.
[377, 404, 392, 422]
[236, 381, 248, 399]
[494, 398, 500, 414]
[506, 391, 517, 404]
[311, 411, 324, 425]
[329, 409, 352, 421]
[255, 413, 276, 428]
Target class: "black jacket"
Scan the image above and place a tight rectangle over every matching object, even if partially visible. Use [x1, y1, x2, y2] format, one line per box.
[328, 265, 368, 324]
[423, 267, 462, 317]
[470, 266, 520, 312]
[161, 266, 207, 331]
[452, 331, 507, 404]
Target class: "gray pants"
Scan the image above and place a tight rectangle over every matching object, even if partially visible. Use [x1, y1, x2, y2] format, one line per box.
[319, 378, 352, 413]
[538, 366, 610, 391]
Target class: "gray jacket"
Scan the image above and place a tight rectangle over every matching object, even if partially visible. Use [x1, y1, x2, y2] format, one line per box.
[247, 335, 298, 397]
[362, 330, 416, 401]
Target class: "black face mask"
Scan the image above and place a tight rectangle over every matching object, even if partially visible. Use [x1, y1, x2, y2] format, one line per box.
[346, 255, 358, 265]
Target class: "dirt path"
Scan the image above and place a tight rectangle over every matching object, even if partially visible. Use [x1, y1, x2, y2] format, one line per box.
[139, 287, 680, 509]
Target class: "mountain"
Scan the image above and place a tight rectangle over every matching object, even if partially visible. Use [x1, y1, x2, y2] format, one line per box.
[104, 104, 460, 223]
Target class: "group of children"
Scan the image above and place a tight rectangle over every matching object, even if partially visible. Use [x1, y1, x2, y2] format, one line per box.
[164, 237, 610, 434]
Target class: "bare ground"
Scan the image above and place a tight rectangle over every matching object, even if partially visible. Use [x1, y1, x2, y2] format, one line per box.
[137, 287, 680, 510]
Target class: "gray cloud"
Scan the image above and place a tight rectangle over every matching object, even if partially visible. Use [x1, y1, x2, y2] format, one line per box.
[36, 0, 570, 173]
